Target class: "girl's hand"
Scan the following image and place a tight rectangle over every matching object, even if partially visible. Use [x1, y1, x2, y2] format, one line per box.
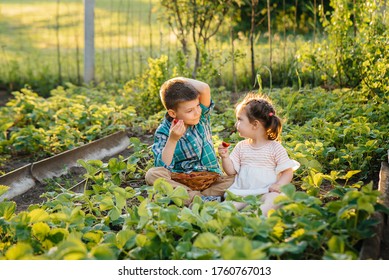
[218, 142, 230, 159]
[269, 183, 281, 193]
[169, 119, 186, 141]
[222, 141, 230, 147]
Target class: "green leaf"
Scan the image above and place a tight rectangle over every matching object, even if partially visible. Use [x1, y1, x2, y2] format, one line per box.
[32, 222, 50, 241]
[159, 207, 179, 226]
[269, 241, 307, 256]
[343, 190, 362, 202]
[343, 170, 361, 180]
[154, 178, 174, 195]
[129, 137, 141, 146]
[28, 208, 49, 223]
[221, 236, 265, 260]
[69, 206, 85, 225]
[280, 184, 296, 199]
[108, 158, 127, 174]
[357, 196, 375, 214]
[135, 234, 148, 247]
[77, 159, 102, 176]
[313, 172, 323, 187]
[83, 230, 103, 244]
[194, 232, 220, 250]
[306, 160, 323, 172]
[328, 236, 345, 253]
[176, 241, 192, 253]
[5, 242, 34, 260]
[51, 238, 88, 260]
[0, 201, 16, 220]
[137, 199, 149, 219]
[243, 195, 258, 205]
[170, 186, 189, 206]
[283, 203, 306, 214]
[100, 196, 114, 211]
[114, 188, 127, 209]
[116, 229, 136, 249]
[0, 185, 10, 197]
[48, 228, 69, 244]
[109, 207, 121, 221]
[90, 244, 117, 260]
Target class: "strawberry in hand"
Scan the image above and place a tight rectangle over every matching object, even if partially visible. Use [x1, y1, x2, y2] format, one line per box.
[222, 141, 230, 147]
[170, 119, 185, 141]
[218, 141, 231, 159]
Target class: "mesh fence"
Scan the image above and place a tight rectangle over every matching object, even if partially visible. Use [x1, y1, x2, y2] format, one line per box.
[0, 0, 332, 92]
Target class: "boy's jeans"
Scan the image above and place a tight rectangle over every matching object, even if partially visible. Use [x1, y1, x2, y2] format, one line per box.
[145, 167, 235, 206]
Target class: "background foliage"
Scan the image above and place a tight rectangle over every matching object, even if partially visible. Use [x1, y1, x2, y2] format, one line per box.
[2, 0, 386, 94]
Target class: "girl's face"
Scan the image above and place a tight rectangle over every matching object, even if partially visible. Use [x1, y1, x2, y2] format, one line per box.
[235, 107, 266, 139]
[169, 98, 202, 126]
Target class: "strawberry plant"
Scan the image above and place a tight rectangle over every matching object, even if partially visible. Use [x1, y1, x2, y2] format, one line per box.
[0, 85, 137, 170]
[0, 80, 387, 260]
[0, 172, 387, 260]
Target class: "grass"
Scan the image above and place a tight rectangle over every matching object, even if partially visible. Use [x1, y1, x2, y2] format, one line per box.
[0, 0, 168, 90]
[0, 0, 313, 94]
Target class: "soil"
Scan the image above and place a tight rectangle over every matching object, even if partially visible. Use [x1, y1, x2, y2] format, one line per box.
[11, 166, 86, 212]
[11, 163, 148, 213]
[0, 90, 11, 106]
[5, 132, 154, 212]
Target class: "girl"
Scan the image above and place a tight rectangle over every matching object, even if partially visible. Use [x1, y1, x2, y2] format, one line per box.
[218, 93, 300, 216]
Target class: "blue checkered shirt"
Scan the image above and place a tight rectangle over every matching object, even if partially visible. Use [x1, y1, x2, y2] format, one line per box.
[152, 101, 222, 174]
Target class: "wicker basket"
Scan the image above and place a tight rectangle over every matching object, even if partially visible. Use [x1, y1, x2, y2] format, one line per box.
[171, 171, 220, 191]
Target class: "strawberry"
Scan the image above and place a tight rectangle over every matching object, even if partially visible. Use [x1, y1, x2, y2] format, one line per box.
[173, 119, 179, 125]
[222, 141, 230, 147]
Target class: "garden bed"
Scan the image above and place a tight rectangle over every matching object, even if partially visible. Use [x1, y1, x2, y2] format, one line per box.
[2, 131, 153, 212]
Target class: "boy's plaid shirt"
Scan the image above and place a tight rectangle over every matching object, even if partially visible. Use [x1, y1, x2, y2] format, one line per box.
[152, 101, 222, 174]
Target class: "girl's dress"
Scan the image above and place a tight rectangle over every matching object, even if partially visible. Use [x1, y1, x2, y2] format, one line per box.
[227, 139, 300, 196]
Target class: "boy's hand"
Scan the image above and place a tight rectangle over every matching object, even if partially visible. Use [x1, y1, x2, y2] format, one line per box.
[218, 142, 230, 159]
[169, 119, 186, 141]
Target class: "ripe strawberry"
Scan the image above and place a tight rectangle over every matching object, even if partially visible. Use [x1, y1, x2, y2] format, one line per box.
[222, 141, 230, 147]
[173, 119, 179, 125]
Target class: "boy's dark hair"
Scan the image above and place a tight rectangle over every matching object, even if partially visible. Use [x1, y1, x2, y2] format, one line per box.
[160, 78, 199, 110]
[237, 93, 282, 141]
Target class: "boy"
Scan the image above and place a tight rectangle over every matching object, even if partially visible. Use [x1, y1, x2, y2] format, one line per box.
[145, 77, 234, 206]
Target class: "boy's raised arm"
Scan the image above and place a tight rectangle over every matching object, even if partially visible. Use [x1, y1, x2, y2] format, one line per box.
[180, 77, 211, 107]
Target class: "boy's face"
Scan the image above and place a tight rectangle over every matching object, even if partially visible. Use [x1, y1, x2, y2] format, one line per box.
[168, 99, 202, 126]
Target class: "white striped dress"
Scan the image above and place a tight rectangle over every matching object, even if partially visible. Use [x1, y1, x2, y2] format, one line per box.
[227, 139, 300, 196]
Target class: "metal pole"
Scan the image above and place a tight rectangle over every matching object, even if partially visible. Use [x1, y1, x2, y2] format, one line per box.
[84, 0, 95, 83]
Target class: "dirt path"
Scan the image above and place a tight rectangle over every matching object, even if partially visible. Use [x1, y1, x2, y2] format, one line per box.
[7, 132, 153, 212]
[0, 90, 11, 106]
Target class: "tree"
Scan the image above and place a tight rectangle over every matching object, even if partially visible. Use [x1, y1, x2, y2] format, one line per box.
[160, 0, 237, 77]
